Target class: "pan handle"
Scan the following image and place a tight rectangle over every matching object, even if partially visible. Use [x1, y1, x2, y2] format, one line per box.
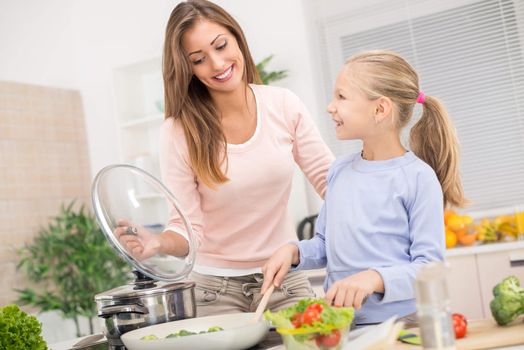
[98, 304, 148, 318]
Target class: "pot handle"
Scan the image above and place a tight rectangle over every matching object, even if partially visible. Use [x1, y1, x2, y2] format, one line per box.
[99, 304, 149, 318]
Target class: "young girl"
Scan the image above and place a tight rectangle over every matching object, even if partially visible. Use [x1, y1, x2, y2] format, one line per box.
[261, 50, 466, 326]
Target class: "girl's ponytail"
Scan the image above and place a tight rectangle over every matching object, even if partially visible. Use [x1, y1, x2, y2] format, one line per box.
[409, 95, 467, 208]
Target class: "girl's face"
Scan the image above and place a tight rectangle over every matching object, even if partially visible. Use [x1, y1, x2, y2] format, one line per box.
[182, 19, 245, 94]
[326, 66, 378, 140]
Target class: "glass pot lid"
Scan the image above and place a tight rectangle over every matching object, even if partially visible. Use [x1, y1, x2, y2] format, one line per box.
[91, 164, 196, 282]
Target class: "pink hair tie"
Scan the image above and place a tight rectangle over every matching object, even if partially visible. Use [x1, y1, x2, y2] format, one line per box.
[416, 91, 425, 104]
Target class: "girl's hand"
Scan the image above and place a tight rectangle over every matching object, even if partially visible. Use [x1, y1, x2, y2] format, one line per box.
[325, 269, 384, 309]
[114, 219, 161, 261]
[261, 243, 300, 294]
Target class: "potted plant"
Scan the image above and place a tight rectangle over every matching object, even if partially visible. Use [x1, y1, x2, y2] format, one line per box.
[256, 54, 288, 85]
[16, 201, 131, 337]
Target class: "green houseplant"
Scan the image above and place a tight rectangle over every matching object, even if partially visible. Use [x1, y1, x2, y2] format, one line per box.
[256, 55, 288, 85]
[16, 201, 131, 337]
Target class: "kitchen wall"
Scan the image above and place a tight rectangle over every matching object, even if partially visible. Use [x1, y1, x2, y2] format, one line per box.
[0, 0, 325, 220]
[0, 81, 91, 306]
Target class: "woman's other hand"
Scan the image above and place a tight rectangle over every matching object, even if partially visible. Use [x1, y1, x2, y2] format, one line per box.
[324, 269, 384, 309]
[114, 219, 161, 261]
[261, 243, 300, 294]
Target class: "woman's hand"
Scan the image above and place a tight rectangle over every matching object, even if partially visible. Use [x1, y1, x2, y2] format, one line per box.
[324, 270, 384, 309]
[114, 219, 161, 261]
[261, 243, 300, 294]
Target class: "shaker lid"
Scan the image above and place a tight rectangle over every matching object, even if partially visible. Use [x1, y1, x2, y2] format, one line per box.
[415, 261, 451, 305]
[91, 164, 196, 282]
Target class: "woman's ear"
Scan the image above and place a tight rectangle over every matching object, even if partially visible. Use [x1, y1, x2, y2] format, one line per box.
[373, 96, 393, 124]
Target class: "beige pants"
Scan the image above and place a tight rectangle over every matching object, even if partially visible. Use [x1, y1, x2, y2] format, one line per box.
[189, 270, 315, 317]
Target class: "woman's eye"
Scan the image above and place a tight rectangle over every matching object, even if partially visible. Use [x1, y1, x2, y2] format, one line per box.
[216, 41, 227, 50]
[338, 94, 345, 100]
[192, 57, 205, 65]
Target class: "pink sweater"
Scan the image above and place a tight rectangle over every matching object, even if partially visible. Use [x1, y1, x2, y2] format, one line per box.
[159, 84, 334, 269]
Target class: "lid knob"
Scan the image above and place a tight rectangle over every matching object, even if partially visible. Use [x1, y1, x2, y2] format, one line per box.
[132, 270, 157, 289]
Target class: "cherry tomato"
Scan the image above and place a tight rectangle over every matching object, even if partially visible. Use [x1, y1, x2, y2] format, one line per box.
[452, 313, 467, 339]
[315, 329, 341, 348]
[291, 312, 302, 328]
[301, 308, 321, 325]
[307, 303, 324, 313]
[452, 312, 467, 326]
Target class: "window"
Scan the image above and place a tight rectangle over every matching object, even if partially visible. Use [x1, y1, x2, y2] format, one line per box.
[315, 0, 524, 212]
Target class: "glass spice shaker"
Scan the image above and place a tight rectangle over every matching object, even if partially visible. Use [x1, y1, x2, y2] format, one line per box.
[415, 262, 456, 350]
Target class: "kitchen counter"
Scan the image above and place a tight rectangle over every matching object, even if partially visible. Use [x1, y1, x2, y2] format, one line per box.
[49, 318, 524, 350]
[445, 240, 524, 257]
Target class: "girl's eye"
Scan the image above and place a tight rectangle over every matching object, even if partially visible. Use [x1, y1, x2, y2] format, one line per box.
[338, 94, 345, 100]
[216, 41, 227, 50]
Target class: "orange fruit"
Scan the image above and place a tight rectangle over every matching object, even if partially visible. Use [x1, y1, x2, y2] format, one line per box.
[447, 215, 464, 231]
[454, 227, 468, 238]
[445, 229, 457, 248]
[458, 233, 477, 246]
[444, 210, 457, 225]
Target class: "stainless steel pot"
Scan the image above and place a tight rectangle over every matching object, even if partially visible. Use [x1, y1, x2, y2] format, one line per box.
[95, 277, 196, 349]
[91, 165, 199, 350]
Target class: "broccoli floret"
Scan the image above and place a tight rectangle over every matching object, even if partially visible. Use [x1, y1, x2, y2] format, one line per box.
[490, 276, 524, 325]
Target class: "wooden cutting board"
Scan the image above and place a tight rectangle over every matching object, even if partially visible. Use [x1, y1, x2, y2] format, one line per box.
[393, 319, 524, 350]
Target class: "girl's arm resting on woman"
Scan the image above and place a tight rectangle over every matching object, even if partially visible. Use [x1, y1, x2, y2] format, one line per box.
[373, 173, 445, 304]
[285, 91, 335, 199]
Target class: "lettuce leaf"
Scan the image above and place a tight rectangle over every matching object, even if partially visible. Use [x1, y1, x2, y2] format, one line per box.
[0, 304, 48, 350]
[264, 298, 354, 337]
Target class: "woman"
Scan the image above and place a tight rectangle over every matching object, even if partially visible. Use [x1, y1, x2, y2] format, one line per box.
[118, 0, 334, 316]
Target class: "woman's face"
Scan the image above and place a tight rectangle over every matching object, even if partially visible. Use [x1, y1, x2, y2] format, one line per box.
[182, 19, 245, 94]
[326, 65, 377, 140]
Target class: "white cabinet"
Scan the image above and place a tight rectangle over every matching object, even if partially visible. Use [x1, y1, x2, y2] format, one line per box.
[446, 242, 524, 320]
[113, 57, 163, 175]
[476, 248, 524, 318]
[113, 57, 166, 226]
[446, 254, 483, 319]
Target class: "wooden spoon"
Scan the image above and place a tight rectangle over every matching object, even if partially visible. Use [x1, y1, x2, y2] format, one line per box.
[251, 285, 275, 324]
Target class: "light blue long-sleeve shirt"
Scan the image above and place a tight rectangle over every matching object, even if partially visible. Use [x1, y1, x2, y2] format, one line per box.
[294, 151, 445, 324]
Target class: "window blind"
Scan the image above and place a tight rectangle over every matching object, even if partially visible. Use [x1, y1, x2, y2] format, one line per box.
[315, 0, 524, 212]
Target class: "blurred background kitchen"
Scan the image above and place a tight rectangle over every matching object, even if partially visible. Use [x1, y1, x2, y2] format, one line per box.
[1, 0, 524, 345]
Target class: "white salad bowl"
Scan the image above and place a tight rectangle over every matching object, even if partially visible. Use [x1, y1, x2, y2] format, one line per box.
[121, 312, 269, 350]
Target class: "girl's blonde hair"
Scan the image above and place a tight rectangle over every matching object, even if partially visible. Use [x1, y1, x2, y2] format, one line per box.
[163, 0, 261, 188]
[345, 50, 467, 208]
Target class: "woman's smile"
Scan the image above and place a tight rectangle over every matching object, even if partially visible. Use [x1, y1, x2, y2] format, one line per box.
[213, 64, 234, 82]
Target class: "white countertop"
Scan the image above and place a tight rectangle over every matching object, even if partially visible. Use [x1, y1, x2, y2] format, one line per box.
[445, 240, 524, 257]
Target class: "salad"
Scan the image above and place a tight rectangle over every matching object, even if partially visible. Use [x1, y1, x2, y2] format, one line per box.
[140, 326, 224, 340]
[264, 298, 354, 350]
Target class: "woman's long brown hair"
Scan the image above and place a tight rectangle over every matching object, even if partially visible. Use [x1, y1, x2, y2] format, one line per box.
[163, 0, 261, 188]
[346, 50, 467, 208]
